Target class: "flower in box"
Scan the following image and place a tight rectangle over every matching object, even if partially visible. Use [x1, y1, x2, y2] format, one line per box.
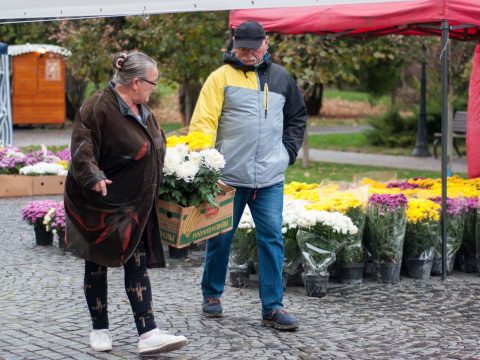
[0, 146, 30, 174]
[365, 193, 408, 263]
[21, 200, 59, 230]
[19, 162, 68, 176]
[159, 132, 226, 207]
[403, 198, 440, 260]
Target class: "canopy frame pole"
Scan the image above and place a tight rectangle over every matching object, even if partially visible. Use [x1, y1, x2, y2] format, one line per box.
[440, 20, 449, 281]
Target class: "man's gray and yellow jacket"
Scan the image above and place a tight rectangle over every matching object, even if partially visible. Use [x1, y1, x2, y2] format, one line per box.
[190, 52, 307, 188]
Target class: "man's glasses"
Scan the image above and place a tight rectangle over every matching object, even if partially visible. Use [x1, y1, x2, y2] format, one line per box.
[140, 77, 157, 87]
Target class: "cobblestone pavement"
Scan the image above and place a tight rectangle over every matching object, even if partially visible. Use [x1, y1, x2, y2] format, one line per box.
[2, 196, 480, 360]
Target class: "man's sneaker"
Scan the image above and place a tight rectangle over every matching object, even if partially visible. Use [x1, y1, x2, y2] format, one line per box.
[262, 308, 299, 331]
[202, 297, 223, 318]
[138, 329, 188, 355]
[89, 329, 112, 352]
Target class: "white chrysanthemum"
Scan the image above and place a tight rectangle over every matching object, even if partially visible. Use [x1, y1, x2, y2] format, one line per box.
[174, 159, 200, 183]
[200, 149, 226, 171]
[19, 162, 67, 176]
[163, 144, 189, 176]
[5, 148, 26, 159]
[283, 199, 309, 228]
[238, 205, 255, 231]
[188, 151, 203, 167]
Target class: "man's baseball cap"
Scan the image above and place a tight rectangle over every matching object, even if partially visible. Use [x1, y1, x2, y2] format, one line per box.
[233, 21, 266, 50]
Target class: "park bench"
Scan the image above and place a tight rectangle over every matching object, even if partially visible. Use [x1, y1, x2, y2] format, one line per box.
[433, 111, 466, 158]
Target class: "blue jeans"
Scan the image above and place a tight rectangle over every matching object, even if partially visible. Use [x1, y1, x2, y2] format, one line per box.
[201, 182, 284, 315]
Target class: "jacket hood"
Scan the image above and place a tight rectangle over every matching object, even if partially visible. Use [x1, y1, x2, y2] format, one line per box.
[223, 51, 271, 72]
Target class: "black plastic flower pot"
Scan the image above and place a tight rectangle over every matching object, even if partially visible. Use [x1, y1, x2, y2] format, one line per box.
[302, 273, 329, 298]
[405, 258, 432, 280]
[168, 245, 189, 259]
[229, 269, 250, 288]
[34, 227, 53, 246]
[376, 262, 401, 284]
[339, 262, 364, 284]
[431, 254, 455, 276]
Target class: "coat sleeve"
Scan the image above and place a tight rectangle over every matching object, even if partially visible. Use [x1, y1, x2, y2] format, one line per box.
[189, 69, 225, 143]
[69, 103, 107, 189]
[283, 76, 308, 165]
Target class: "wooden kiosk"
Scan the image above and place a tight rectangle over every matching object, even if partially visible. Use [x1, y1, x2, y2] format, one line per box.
[8, 44, 71, 126]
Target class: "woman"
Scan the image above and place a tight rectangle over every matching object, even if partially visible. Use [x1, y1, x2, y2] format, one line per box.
[64, 51, 188, 355]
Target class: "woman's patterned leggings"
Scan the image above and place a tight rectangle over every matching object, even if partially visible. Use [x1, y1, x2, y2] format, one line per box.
[84, 240, 156, 335]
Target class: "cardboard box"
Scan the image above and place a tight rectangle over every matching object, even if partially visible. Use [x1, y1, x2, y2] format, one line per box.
[157, 183, 236, 248]
[32, 175, 66, 195]
[0, 175, 33, 197]
[0, 175, 66, 197]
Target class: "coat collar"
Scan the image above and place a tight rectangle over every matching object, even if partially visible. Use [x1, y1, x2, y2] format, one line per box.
[107, 81, 151, 125]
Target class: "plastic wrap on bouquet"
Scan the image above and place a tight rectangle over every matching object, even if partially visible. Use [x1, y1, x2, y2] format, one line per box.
[365, 199, 407, 264]
[283, 227, 302, 276]
[457, 207, 478, 273]
[431, 212, 465, 275]
[230, 228, 256, 269]
[404, 221, 438, 279]
[296, 229, 348, 275]
[337, 207, 366, 265]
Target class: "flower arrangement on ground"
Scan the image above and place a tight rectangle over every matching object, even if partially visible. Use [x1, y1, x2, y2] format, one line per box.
[456, 197, 480, 272]
[403, 198, 440, 260]
[159, 132, 226, 207]
[42, 201, 66, 235]
[430, 196, 466, 274]
[21, 200, 59, 230]
[0, 145, 69, 175]
[365, 193, 408, 264]
[295, 210, 358, 275]
[230, 205, 256, 268]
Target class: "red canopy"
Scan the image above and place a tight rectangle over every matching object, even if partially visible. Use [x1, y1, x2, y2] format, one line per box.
[230, 0, 480, 39]
[231, 0, 480, 178]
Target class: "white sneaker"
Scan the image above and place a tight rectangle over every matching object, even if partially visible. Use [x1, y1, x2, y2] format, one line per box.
[138, 328, 188, 355]
[89, 329, 112, 352]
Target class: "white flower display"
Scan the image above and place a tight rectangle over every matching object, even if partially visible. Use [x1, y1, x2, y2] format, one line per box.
[238, 205, 255, 232]
[19, 162, 68, 176]
[282, 198, 358, 235]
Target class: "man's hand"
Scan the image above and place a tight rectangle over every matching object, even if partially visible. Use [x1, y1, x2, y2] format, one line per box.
[91, 179, 113, 197]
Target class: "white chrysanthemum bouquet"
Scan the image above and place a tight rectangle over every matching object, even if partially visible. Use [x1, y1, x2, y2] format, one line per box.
[159, 132, 226, 207]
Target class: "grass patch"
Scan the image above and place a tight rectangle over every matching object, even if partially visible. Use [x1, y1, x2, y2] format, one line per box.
[308, 116, 369, 127]
[308, 132, 467, 156]
[161, 123, 183, 135]
[323, 88, 389, 105]
[285, 160, 454, 183]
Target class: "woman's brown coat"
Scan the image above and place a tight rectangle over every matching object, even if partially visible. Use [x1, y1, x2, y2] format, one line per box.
[64, 85, 166, 267]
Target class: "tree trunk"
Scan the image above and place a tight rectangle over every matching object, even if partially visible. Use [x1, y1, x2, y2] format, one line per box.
[302, 127, 310, 168]
[179, 80, 202, 127]
[65, 69, 88, 121]
[304, 83, 324, 116]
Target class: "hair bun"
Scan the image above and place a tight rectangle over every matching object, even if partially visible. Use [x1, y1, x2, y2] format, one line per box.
[113, 54, 127, 71]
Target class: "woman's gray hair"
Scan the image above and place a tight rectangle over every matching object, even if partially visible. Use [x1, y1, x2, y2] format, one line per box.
[112, 52, 157, 85]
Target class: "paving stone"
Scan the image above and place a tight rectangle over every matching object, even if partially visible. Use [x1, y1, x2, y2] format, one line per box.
[2, 196, 480, 358]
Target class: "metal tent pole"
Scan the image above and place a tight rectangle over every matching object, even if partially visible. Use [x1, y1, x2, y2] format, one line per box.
[440, 20, 449, 280]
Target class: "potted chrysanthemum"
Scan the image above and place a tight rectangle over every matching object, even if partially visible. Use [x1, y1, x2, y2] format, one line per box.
[229, 205, 256, 288]
[429, 197, 466, 275]
[296, 210, 358, 297]
[21, 200, 59, 245]
[158, 132, 234, 253]
[456, 197, 479, 273]
[403, 198, 440, 279]
[43, 201, 66, 249]
[365, 193, 408, 284]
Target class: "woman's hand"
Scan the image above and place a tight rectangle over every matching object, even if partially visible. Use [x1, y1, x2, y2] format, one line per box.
[91, 179, 113, 196]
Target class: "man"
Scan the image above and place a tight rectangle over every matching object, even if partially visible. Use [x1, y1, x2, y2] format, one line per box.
[189, 21, 307, 331]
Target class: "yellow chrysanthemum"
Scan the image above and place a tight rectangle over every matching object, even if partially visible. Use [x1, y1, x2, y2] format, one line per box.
[406, 198, 440, 223]
[166, 132, 213, 150]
